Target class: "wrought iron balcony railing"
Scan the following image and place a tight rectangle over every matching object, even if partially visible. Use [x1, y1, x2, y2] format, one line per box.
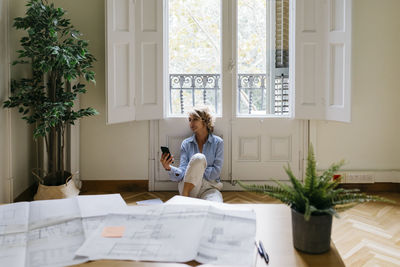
[169, 74, 289, 115]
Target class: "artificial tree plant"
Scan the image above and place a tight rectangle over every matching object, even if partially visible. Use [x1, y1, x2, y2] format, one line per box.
[3, 0, 98, 185]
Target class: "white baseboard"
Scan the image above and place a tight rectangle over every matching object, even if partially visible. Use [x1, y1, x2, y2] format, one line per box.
[152, 171, 400, 191]
[331, 170, 400, 184]
[7, 177, 13, 203]
[152, 180, 289, 191]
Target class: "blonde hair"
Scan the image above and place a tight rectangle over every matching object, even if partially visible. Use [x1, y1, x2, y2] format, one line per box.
[188, 106, 215, 133]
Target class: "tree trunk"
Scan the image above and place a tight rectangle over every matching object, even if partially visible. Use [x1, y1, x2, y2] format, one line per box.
[46, 70, 66, 185]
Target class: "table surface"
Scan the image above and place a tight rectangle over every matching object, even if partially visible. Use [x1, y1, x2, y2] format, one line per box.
[74, 204, 345, 267]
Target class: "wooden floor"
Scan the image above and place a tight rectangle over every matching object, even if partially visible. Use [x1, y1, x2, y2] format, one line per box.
[83, 190, 400, 267]
[331, 193, 400, 267]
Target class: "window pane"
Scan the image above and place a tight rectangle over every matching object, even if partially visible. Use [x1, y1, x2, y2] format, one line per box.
[237, 0, 267, 74]
[168, 0, 221, 115]
[237, 0, 290, 116]
[237, 0, 268, 115]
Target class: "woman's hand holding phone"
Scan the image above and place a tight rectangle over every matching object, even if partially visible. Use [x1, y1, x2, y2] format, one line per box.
[160, 147, 174, 171]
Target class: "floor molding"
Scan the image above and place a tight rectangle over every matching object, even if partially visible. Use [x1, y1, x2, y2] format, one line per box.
[339, 182, 400, 192]
[14, 181, 399, 202]
[80, 180, 148, 193]
[82, 181, 400, 194]
[14, 183, 36, 202]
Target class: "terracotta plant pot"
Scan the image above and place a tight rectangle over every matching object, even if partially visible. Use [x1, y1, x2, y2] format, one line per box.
[291, 208, 333, 254]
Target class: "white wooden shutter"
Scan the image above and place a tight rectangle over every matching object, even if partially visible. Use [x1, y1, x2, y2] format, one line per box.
[134, 0, 164, 120]
[325, 0, 352, 122]
[106, 0, 163, 124]
[293, 0, 327, 120]
[293, 0, 352, 122]
[106, 0, 135, 124]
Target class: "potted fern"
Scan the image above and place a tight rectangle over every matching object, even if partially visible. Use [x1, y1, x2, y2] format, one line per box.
[3, 0, 97, 197]
[238, 145, 391, 254]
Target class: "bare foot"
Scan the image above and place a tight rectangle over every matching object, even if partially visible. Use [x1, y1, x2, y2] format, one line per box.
[182, 182, 195, 197]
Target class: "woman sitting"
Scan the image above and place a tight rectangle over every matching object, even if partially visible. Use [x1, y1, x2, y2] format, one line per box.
[160, 107, 224, 202]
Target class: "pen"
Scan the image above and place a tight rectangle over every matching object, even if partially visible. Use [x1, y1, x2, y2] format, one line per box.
[255, 240, 263, 256]
[259, 240, 269, 264]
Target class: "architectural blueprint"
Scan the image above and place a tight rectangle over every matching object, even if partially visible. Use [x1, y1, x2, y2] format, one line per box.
[1, 195, 256, 266]
[75, 203, 257, 266]
[0, 194, 127, 267]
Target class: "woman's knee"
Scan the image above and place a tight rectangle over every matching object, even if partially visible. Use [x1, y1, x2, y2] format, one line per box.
[189, 153, 207, 166]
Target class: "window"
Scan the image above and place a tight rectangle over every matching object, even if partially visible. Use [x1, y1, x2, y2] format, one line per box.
[168, 0, 290, 117]
[168, 0, 222, 115]
[106, 0, 352, 124]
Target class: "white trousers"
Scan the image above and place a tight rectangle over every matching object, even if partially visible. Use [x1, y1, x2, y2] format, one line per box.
[178, 153, 223, 202]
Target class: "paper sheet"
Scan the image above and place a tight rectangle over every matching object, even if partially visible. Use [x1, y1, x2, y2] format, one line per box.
[0, 202, 30, 234]
[26, 218, 87, 267]
[75, 204, 257, 266]
[0, 232, 27, 267]
[77, 194, 128, 238]
[29, 198, 81, 229]
[136, 198, 163, 205]
[195, 206, 257, 266]
[76, 205, 209, 262]
[1, 195, 256, 266]
[165, 196, 257, 213]
[0, 194, 128, 267]
[77, 194, 127, 217]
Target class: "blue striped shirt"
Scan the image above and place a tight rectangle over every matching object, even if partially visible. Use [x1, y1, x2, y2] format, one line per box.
[168, 134, 224, 182]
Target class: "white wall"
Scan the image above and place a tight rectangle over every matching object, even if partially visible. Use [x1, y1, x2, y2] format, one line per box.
[9, 0, 36, 199]
[315, 0, 400, 174]
[1, 0, 35, 202]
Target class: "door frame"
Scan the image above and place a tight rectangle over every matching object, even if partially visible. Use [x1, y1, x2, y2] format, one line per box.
[0, 0, 12, 203]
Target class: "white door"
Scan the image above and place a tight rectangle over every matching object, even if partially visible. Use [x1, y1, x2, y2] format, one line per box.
[228, 0, 305, 188]
[153, 0, 231, 190]
[152, 0, 305, 191]
[230, 118, 305, 189]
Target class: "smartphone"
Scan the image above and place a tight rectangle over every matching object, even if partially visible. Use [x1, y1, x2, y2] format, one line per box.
[161, 146, 174, 163]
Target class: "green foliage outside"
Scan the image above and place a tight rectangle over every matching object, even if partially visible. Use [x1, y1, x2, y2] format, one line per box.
[238, 145, 393, 220]
[169, 0, 267, 74]
[169, 0, 221, 74]
[168, 0, 267, 114]
[3, 0, 98, 183]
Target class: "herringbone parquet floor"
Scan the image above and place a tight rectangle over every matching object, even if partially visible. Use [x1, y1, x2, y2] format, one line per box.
[83, 190, 400, 267]
[331, 193, 400, 267]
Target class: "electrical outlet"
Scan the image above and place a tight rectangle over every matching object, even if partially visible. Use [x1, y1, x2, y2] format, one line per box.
[335, 173, 346, 183]
[346, 173, 374, 183]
